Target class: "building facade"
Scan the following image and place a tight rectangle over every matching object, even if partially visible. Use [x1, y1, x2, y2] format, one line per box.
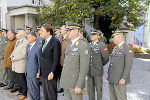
[0, 0, 46, 30]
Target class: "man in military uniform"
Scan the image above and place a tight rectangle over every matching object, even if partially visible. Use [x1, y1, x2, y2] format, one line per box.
[99, 33, 107, 44]
[1, 28, 8, 41]
[54, 27, 62, 41]
[36, 26, 43, 46]
[79, 29, 88, 44]
[24, 26, 32, 40]
[87, 30, 109, 100]
[60, 21, 90, 100]
[107, 31, 134, 100]
[0, 29, 8, 87]
[57, 25, 71, 93]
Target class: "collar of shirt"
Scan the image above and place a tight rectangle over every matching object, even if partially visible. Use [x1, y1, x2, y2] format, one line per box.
[118, 42, 125, 47]
[92, 40, 99, 45]
[71, 37, 80, 46]
[46, 35, 52, 44]
[30, 42, 36, 50]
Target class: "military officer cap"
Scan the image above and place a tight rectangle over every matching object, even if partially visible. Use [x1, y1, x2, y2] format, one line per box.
[1, 28, 8, 32]
[25, 26, 32, 31]
[91, 29, 102, 35]
[17, 28, 24, 31]
[111, 30, 124, 38]
[28, 31, 37, 38]
[65, 21, 82, 31]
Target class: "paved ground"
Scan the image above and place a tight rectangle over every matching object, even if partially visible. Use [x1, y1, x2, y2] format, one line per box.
[0, 58, 150, 100]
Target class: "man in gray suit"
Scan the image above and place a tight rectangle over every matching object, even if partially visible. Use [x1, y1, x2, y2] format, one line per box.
[26, 31, 41, 100]
[107, 31, 134, 100]
[88, 30, 109, 100]
[0, 30, 8, 87]
[60, 21, 90, 100]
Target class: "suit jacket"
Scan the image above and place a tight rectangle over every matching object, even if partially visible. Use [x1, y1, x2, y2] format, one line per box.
[40, 36, 61, 79]
[108, 43, 134, 84]
[10, 39, 28, 73]
[60, 38, 90, 89]
[26, 43, 42, 78]
[60, 36, 70, 66]
[88, 41, 109, 77]
[4, 38, 17, 67]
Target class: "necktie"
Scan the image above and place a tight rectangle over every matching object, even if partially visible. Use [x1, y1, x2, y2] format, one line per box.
[42, 40, 47, 52]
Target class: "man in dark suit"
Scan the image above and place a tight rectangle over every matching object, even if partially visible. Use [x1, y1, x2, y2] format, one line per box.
[40, 24, 61, 100]
[26, 32, 41, 100]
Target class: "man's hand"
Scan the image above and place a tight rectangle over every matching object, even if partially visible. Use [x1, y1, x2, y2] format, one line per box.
[48, 72, 54, 80]
[36, 73, 40, 78]
[74, 87, 81, 94]
[119, 79, 125, 85]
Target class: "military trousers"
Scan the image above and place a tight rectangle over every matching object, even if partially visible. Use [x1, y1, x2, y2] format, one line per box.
[64, 89, 83, 100]
[0, 59, 8, 85]
[109, 82, 127, 100]
[87, 76, 102, 100]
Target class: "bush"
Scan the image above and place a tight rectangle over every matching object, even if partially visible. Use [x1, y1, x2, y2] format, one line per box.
[145, 49, 150, 53]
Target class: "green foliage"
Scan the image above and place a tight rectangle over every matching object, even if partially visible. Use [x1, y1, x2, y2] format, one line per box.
[37, 0, 149, 29]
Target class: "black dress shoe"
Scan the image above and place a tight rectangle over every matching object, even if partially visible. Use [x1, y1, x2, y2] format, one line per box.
[0, 83, 7, 87]
[4, 86, 13, 90]
[57, 88, 64, 93]
[10, 88, 18, 93]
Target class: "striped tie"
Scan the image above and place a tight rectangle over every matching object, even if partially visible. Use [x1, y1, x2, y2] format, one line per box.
[42, 40, 47, 52]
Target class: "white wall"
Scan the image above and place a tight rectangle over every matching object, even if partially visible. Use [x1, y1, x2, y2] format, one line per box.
[0, 0, 7, 28]
[125, 31, 135, 44]
[7, 0, 32, 7]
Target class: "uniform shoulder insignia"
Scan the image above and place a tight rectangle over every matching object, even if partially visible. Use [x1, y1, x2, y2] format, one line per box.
[85, 49, 89, 55]
[76, 41, 79, 46]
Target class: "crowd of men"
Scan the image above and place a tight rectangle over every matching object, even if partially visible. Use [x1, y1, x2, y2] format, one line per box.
[0, 21, 134, 100]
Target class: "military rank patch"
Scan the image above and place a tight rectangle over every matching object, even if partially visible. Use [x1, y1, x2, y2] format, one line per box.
[76, 41, 79, 46]
[104, 48, 107, 51]
[85, 50, 89, 55]
[120, 46, 124, 49]
[129, 50, 133, 54]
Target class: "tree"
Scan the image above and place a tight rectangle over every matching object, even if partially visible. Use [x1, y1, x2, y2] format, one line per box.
[37, 0, 148, 39]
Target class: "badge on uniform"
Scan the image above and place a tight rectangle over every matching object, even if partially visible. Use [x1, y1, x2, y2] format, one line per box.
[72, 48, 79, 52]
[85, 50, 88, 55]
[129, 50, 133, 54]
[76, 41, 79, 46]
